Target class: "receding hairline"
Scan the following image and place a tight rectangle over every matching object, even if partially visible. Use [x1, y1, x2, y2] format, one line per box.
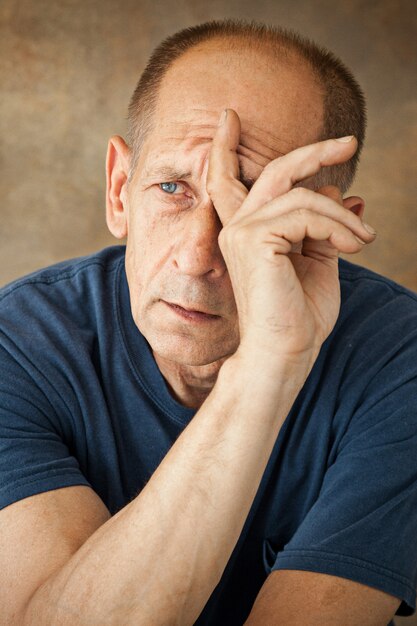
[127, 19, 366, 192]
[132, 34, 324, 158]
[162, 34, 322, 90]
[130, 27, 319, 140]
[167, 31, 308, 61]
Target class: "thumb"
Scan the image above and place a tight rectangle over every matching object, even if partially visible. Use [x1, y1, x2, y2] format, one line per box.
[206, 109, 248, 225]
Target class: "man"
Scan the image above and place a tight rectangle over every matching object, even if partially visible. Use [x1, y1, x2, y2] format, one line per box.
[1, 19, 416, 625]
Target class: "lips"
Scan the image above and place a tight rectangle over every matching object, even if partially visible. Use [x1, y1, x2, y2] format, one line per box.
[163, 300, 220, 322]
[170, 302, 216, 315]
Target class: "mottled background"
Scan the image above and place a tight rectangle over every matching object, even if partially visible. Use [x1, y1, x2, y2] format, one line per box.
[1, 0, 416, 291]
[1, 0, 417, 621]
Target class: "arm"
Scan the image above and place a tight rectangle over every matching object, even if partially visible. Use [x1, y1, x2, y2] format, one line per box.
[245, 570, 401, 625]
[2, 113, 376, 625]
[7, 356, 309, 626]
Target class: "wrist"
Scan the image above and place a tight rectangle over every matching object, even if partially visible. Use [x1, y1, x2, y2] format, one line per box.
[219, 344, 314, 411]
[234, 337, 319, 380]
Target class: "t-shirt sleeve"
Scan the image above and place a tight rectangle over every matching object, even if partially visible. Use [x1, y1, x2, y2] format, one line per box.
[0, 341, 91, 512]
[270, 330, 417, 615]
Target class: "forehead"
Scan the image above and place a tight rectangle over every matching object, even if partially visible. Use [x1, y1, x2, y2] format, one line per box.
[137, 42, 323, 177]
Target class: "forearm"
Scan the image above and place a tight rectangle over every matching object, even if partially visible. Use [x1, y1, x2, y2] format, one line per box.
[24, 352, 311, 626]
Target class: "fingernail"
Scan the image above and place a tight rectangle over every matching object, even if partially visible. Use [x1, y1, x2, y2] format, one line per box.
[218, 109, 227, 126]
[363, 222, 377, 235]
[355, 235, 366, 245]
[335, 135, 354, 143]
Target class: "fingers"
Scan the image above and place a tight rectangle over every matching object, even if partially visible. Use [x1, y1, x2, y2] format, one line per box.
[239, 136, 358, 217]
[207, 110, 373, 253]
[221, 208, 370, 263]
[306, 186, 353, 260]
[317, 186, 366, 223]
[316, 185, 344, 205]
[240, 187, 375, 245]
[206, 109, 248, 225]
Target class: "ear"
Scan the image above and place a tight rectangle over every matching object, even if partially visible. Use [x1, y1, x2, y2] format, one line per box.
[106, 135, 131, 239]
[343, 195, 365, 220]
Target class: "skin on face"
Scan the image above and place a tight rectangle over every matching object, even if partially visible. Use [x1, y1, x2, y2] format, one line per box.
[108, 41, 324, 406]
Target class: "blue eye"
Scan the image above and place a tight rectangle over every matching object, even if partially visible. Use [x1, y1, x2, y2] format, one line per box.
[160, 182, 180, 194]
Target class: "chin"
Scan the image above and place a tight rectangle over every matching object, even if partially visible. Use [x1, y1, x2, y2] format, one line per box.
[147, 332, 237, 367]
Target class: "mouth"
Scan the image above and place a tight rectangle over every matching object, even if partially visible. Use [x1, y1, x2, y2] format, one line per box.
[162, 300, 221, 323]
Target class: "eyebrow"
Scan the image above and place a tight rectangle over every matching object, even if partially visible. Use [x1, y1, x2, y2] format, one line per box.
[142, 165, 256, 191]
[142, 165, 192, 182]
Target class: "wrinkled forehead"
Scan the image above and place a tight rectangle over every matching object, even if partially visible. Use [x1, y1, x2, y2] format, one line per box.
[137, 42, 324, 175]
[147, 108, 291, 158]
[138, 109, 289, 188]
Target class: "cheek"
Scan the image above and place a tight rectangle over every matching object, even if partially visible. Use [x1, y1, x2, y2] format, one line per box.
[125, 206, 175, 303]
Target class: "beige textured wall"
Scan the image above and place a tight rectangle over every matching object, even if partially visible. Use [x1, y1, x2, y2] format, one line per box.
[1, 0, 417, 292]
[1, 1, 417, 622]
[0, 0, 417, 290]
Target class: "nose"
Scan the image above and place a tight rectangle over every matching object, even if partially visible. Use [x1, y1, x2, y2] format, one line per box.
[172, 200, 227, 278]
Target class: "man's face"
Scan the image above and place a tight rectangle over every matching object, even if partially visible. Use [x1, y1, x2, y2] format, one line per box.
[122, 41, 323, 368]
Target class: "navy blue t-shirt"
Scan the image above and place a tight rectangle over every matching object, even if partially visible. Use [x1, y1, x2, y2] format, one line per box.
[1, 245, 417, 624]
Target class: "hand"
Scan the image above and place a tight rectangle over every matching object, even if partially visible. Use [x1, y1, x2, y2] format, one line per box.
[207, 109, 376, 368]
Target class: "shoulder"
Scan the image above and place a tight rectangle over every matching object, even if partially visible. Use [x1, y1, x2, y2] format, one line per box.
[0, 245, 126, 391]
[336, 259, 417, 345]
[0, 245, 125, 305]
[315, 260, 417, 430]
[338, 258, 417, 311]
[0, 246, 125, 334]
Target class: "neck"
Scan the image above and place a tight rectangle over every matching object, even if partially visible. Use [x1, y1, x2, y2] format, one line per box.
[153, 352, 228, 409]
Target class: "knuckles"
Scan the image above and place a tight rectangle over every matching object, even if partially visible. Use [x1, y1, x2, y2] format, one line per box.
[287, 186, 313, 203]
[218, 183, 365, 255]
[218, 221, 251, 251]
[206, 178, 227, 198]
